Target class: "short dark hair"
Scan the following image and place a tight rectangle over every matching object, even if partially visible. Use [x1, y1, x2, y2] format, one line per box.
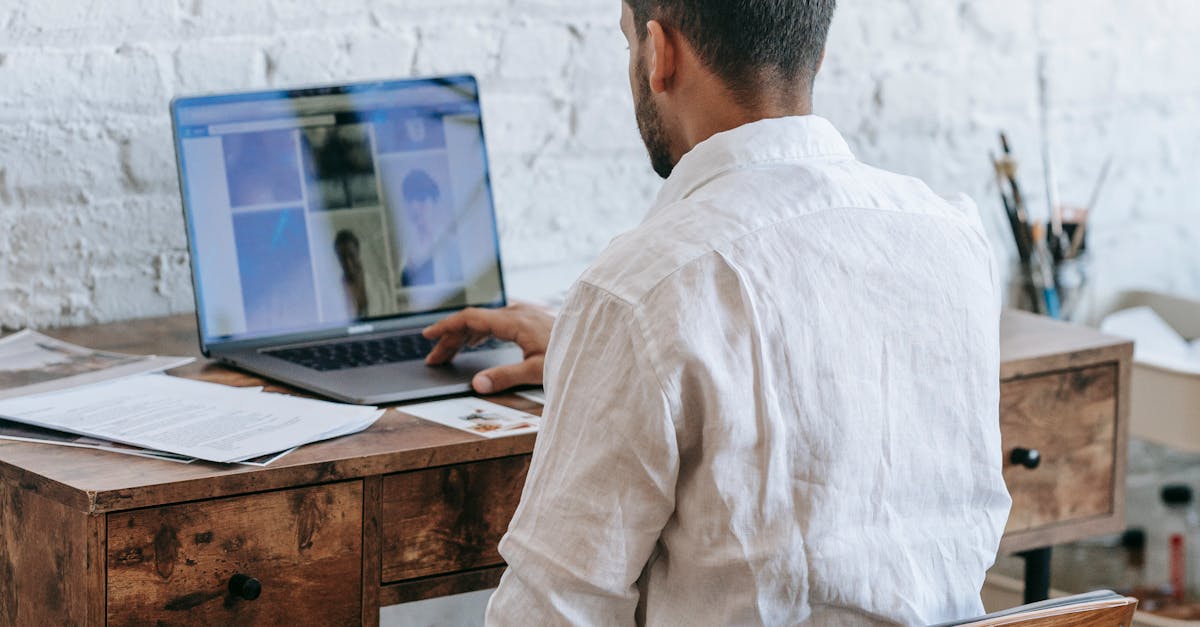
[402, 169, 440, 202]
[334, 229, 359, 249]
[626, 0, 836, 105]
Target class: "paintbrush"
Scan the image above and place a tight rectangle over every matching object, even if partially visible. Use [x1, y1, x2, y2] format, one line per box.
[992, 153, 1030, 263]
[1068, 157, 1114, 259]
[996, 136, 1035, 260]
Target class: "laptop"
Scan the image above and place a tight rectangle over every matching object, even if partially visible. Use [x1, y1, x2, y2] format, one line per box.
[170, 75, 522, 405]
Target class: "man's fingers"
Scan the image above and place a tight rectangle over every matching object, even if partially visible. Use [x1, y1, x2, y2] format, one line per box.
[472, 355, 545, 395]
[425, 332, 468, 365]
[423, 308, 521, 343]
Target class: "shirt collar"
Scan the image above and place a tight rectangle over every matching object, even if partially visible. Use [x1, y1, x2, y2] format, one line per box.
[649, 115, 855, 214]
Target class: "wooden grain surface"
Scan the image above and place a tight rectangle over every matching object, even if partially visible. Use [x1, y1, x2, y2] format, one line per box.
[1000, 310, 1132, 380]
[0, 314, 540, 514]
[1001, 365, 1118, 534]
[379, 566, 507, 606]
[361, 475, 382, 627]
[381, 455, 530, 583]
[106, 481, 364, 626]
[0, 479, 99, 626]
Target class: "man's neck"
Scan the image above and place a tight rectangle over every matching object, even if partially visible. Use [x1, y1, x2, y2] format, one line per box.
[677, 93, 813, 158]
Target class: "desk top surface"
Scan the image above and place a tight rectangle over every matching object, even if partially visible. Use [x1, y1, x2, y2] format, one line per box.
[0, 310, 1129, 514]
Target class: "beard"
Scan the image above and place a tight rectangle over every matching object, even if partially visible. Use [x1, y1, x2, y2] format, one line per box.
[634, 55, 675, 179]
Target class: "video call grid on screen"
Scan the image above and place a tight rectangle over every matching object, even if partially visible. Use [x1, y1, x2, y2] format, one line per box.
[172, 77, 506, 345]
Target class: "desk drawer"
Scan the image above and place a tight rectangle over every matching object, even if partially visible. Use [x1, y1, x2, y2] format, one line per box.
[381, 455, 530, 583]
[1001, 365, 1118, 535]
[106, 481, 363, 626]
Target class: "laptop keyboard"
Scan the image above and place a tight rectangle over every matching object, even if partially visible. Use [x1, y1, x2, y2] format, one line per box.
[265, 334, 506, 372]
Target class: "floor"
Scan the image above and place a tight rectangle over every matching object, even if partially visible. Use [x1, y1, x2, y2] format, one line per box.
[380, 589, 493, 627]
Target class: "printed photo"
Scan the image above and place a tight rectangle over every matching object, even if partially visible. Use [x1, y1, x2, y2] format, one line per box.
[232, 208, 319, 333]
[309, 209, 399, 322]
[400, 397, 540, 440]
[0, 341, 139, 390]
[222, 130, 305, 208]
[301, 124, 381, 211]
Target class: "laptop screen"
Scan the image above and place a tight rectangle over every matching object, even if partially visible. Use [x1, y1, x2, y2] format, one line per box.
[171, 76, 505, 347]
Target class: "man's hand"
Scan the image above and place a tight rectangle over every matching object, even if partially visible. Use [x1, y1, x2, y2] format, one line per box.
[423, 304, 556, 395]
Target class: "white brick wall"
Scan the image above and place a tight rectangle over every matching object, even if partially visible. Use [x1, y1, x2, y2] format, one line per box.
[0, 0, 1197, 330]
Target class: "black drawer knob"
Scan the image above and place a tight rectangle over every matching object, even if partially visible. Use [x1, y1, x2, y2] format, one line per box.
[1011, 448, 1042, 470]
[229, 574, 262, 601]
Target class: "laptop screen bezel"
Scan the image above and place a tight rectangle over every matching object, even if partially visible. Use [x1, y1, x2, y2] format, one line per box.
[169, 75, 509, 356]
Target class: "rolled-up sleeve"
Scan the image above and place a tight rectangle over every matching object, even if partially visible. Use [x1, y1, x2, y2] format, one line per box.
[485, 282, 678, 626]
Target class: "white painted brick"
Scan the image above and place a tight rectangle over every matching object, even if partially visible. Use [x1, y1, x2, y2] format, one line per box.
[0, 0, 1197, 336]
[1037, 0, 1124, 41]
[568, 87, 640, 153]
[412, 22, 501, 76]
[497, 20, 574, 80]
[482, 90, 571, 156]
[264, 33, 352, 87]
[1040, 45, 1120, 107]
[269, 0, 374, 31]
[566, 20, 629, 95]
[0, 46, 166, 120]
[957, 0, 1037, 51]
[0, 121, 124, 203]
[111, 119, 179, 196]
[6, 0, 178, 46]
[172, 38, 268, 94]
[177, 0, 276, 39]
[1116, 38, 1200, 99]
[343, 28, 419, 80]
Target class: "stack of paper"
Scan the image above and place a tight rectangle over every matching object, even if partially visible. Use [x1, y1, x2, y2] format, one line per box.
[1101, 306, 1200, 375]
[0, 330, 382, 465]
[0, 375, 382, 464]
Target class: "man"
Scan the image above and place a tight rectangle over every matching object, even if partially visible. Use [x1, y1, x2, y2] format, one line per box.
[423, 1, 1011, 624]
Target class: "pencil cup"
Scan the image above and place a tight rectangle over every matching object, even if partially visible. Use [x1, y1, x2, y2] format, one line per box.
[1005, 260, 1039, 314]
[1056, 253, 1090, 322]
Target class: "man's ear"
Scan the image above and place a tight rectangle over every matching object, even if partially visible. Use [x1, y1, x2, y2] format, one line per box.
[645, 19, 675, 95]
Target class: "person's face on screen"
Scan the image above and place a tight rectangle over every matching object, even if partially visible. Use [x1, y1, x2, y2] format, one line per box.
[335, 238, 363, 283]
[407, 197, 437, 243]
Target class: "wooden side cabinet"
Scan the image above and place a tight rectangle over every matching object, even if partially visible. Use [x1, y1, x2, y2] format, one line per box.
[0, 454, 532, 627]
[0, 312, 1131, 624]
[106, 482, 364, 626]
[997, 312, 1132, 555]
[996, 311, 1133, 603]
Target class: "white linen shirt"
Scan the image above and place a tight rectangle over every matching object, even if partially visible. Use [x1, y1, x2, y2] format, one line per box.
[485, 116, 1011, 626]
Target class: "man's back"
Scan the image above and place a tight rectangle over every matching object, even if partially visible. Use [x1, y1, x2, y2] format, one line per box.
[486, 116, 1011, 625]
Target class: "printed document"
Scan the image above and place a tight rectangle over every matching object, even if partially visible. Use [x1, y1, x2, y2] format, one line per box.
[0, 374, 383, 463]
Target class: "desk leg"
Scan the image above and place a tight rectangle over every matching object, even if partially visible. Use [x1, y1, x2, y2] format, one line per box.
[1019, 547, 1052, 604]
[362, 476, 383, 627]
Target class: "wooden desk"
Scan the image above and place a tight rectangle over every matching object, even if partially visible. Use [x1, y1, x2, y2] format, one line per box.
[0, 311, 1132, 625]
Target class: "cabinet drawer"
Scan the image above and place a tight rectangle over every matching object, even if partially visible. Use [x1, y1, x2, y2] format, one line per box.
[106, 481, 363, 626]
[1001, 365, 1118, 535]
[381, 455, 530, 583]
